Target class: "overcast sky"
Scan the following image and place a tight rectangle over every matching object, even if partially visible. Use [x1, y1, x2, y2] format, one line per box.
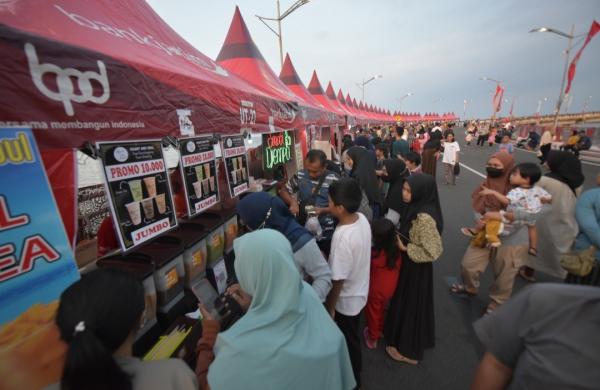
[146, 0, 599, 119]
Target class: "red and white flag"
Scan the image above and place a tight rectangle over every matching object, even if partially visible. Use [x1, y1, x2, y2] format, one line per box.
[492, 84, 505, 113]
[565, 20, 600, 94]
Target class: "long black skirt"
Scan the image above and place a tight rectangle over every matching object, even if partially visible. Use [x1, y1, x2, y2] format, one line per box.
[421, 149, 437, 177]
[384, 255, 434, 361]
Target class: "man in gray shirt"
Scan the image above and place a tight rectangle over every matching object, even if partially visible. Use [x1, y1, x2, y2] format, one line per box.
[471, 283, 600, 390]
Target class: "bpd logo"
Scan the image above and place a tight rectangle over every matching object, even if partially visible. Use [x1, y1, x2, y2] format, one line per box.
[25, 43, 110, 116]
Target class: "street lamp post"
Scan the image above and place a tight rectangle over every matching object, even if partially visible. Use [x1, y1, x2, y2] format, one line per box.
[582, 95, 593, 119]
[529, 25, 576, 135]
[536, 97, 549, 116]
[356, 75, 383, 102]
[256, 0, 310, 68]
[397, 92, 413, 112]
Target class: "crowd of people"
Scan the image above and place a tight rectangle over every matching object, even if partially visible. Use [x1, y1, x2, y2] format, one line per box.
[47, 122, 600, 390]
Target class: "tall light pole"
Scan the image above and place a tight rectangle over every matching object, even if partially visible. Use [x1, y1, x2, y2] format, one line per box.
[463, 99, 470, 119]
[479, 76, 503, 123]
[529, 25, 577, 135]
[536, 97, 549, 116]
[256, 0, 310, 69]
[356, 75, 383, 102]
[396, 92, 413, 112]
[582, 95, 592, 119]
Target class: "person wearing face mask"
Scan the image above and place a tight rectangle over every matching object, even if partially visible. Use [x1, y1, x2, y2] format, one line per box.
[451, 152, 540, 314]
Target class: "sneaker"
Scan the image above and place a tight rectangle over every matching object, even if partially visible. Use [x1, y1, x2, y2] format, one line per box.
[363, 327, 377, 349]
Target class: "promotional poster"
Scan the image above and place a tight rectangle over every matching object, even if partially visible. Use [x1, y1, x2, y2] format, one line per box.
[0, 128, 80, 390]
[97, 140, 177, 251]
[178, 136, 219, 216]
[221, 135, 249, 197]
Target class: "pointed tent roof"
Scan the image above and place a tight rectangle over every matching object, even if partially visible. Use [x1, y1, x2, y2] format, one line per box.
[307, 70, 344, 117]
[279, 53, 325, 110]
[217, 7, 298, 103]
[325, 81, 351, 117]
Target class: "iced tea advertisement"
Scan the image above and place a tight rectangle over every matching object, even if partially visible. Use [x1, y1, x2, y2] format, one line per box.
[221, 135, 249, 197]
[97, 140, 177, 251]
[178, 136, 219, 216]
[0, 128, 80, 389]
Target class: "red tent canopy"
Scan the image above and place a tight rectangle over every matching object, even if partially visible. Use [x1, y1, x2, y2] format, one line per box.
[337, 89, 358, 122]
[307, 70, 345, 123]
[0, 0, 290, 149]
[279, 54, 323, 110]
[216, 6, 309, 129]
[0, 0, 296, 242]
[324, 81, 353, 121]
[278, 53, 334, 125]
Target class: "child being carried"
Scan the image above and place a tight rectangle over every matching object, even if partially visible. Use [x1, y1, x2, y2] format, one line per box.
[462, 162, 551, 256]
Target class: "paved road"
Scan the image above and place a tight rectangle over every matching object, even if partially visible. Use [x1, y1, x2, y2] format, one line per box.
[363, 131, 599, 390]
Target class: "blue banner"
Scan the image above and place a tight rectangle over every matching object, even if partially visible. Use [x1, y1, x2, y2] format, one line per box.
[0, 128, 79, 326]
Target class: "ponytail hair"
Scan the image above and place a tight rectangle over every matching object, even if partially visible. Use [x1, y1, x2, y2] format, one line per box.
[372, 218, 400, 269]
[56, 268, 145, 390]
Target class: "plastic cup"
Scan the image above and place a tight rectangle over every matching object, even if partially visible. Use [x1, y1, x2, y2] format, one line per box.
[203, 163, 210, 180]
[143, 176, 157, 197]
[231, 170, 238, 185]
[202, 178, 209, 195]
[241, 168, 247, 181]
[194, 166, 203, 182]
[128, 180, 143, 202]
[141, 198, 155, 219]
[155, 193, 166, 214]
[232, 158, 238, 170]
[237, 156, 243, 170]
[193, 181, 202, 198]
[209, 176, 215, 192]
[126, 201, 142, 225]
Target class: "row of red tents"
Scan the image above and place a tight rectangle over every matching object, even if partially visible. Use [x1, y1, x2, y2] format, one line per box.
[0, 1, 396, 243]
[220, 6, 394, 127]
[393, 112, 459, 122]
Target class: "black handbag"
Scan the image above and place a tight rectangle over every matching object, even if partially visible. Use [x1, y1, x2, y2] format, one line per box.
[298, 172, 327, 225]
[453, 163, 460, 176]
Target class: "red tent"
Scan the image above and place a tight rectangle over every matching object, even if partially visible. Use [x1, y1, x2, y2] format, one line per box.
[216, 6, 309, 129]
[307, 70, 346, 122]
[0, 0, 292, 242]
[337, 89, 358, 123]
[279, 54, 324, 111]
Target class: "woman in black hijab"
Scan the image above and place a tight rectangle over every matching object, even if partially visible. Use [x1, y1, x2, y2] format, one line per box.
[384, 174, 443, 365]
[546, 150, 585, 193]
[421, 131, 442, 176]
[382, 159, 410, 224]
[345, 146, 382, 216]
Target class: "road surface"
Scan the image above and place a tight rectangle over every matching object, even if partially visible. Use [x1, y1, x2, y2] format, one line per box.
[363, 131, 598, 390]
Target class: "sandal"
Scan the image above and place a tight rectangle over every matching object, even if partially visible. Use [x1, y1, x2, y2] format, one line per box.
[461, 227, 478, 238]
[450, 283, 476, 296]
[519, 266, 536, 282]
[385, 346, 419, 365]
[528, 247, 538, 257]
[485, 301, 499, 315]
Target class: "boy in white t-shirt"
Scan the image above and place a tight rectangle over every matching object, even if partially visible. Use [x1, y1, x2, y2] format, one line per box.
[442, 132, 460, 185]
[326, 178, 371, 389]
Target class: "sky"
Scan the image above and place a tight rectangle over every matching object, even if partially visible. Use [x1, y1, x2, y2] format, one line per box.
[145, 0, 600, 119]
